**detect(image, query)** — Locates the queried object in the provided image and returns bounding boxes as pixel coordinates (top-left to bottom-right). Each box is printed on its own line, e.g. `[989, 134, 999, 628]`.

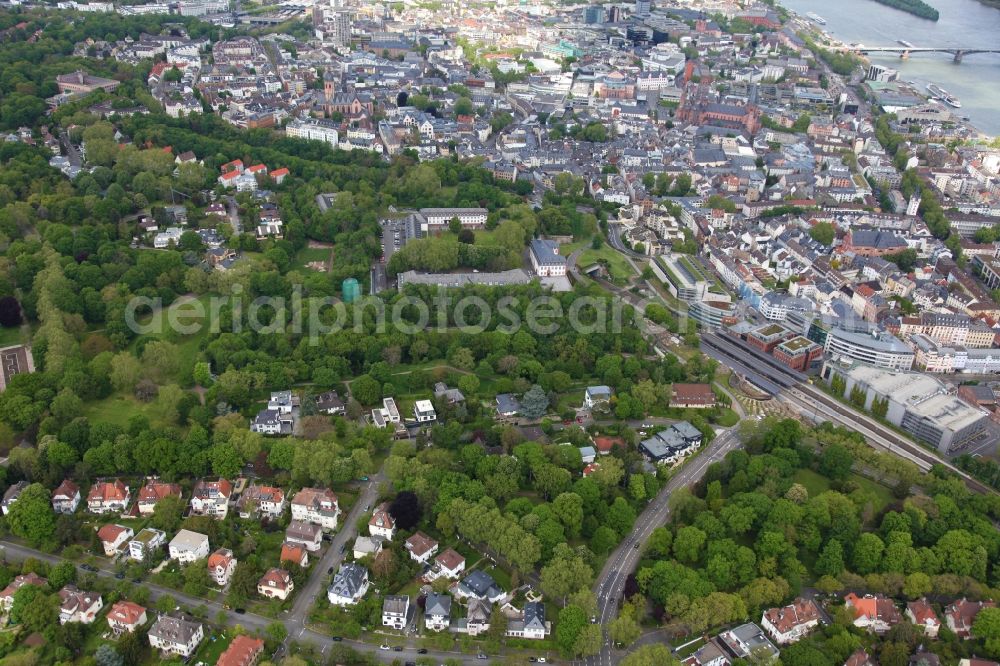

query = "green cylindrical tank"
[342, 277, 360, 303]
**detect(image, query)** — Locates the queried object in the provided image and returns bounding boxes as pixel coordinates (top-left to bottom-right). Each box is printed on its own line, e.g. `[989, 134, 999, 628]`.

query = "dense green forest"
[869, 0, 940, 20]
[625, 416, 1000, 665]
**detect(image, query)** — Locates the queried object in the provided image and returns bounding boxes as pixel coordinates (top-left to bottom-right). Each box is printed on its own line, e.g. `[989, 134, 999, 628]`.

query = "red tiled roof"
[208, 548, 234, 569]
[434, 548, 464, 570]
[258, 568, 291, 590]
[280, 543, 307, 565]
[405, 532, 438, 557]
[88, 479, 128, 502]
[763, 598, 820, 634]
[107, 600, 146, 626]
[97, 524, 129, 543]
[217, 635, 264, 666]
[137, 480, 181, 504]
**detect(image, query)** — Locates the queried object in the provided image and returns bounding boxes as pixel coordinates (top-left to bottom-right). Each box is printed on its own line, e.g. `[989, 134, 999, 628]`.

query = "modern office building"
[821, 360, 988, 453]
[825, 327, 915, 371]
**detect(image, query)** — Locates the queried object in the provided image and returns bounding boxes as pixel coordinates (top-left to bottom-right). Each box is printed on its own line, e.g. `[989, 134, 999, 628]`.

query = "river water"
[777, 0, 1000, 135]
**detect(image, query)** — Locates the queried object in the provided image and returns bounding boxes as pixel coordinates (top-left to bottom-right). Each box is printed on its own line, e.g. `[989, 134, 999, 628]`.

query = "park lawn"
[713, 408, 740, 427]
[192, 628, 234, 665]
[130, 293, 215, 386]
[82, 392, 179, 429]
[477, 563, 511, 592]
[0, 325, 27, 347]
[290, 246, 332, 272]
[793, 468, 894, 512]
[577, 244, 638, 282]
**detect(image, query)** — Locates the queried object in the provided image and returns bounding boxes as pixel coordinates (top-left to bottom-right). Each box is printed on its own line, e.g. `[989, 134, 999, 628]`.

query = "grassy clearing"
[192, 628, 233, 665]
[130, 293, 214, 387]
[290, 246, 332, 272]
[577, 244, 638, 282]
[0, 326, 26, 347]
[81, 392, 177, 429]
[793, 468, 894, 511]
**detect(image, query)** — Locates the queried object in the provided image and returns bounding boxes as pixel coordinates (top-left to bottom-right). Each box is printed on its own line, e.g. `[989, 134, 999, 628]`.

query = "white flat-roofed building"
[285, 119, 339, 147]
[825, 327, 915, 371]
[417, 207, 488, 232]
[169, 529, 210, 563]
[128, 527, 166, 561]
[822, 360, 989, 453]
[413, 399, 436, 423]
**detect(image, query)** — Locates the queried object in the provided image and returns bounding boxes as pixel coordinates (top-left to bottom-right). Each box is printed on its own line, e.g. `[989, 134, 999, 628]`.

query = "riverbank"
[779, 0, 998, 139]
[778, 0, 1000, 136]
[869, 0, 940, 20]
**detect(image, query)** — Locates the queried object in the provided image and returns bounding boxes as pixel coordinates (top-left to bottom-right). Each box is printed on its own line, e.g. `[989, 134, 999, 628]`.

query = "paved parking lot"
[373, 216, 420, 294]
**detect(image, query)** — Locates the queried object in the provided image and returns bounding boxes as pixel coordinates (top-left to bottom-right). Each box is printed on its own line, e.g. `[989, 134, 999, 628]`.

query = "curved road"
[584, 428, 743, 666]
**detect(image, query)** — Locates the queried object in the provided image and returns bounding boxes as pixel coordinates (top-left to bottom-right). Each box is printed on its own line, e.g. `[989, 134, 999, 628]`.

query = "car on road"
[633, 543, 639, 549]
[359, 476, 369, 481]
[380, 645, 390, 651]
[328, 567, 334, 574]
[114, 572, 125, 579]
[417, 648, 427, 654]
[332, 636, 342, 642]
[477, 654, 488, 660]
[235, 608, 246, 614]
[393, 646, 403, 652]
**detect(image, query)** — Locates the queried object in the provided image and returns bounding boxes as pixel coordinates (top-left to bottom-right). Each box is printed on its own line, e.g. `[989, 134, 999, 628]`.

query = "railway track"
[701, 331, 995, 494]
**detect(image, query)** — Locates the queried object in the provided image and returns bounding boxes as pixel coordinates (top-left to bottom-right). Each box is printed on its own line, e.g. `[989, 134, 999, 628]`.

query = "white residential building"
[58, 585, 103, 624]
[207, 548, 237, 586]
[190, 479, 232, 519]
[169, 529, 210, 563]
[148, 614, 204, 658]
[529, 239, 568, 277]
[413, 399, 436, 423]
[285, 520, 323, 552]
[285, 119, 340, 147]
[97, 524, 134, 557]
[290, 487, 340, 531]
[404, 532, 439, 564]
[327, 563, 369, 606]
[382, 595, 410, 629]
[424, 593, 451, 631]
[128, 528, 167, 561]
[368, 502, 396, 541]
[236, 484, 286, 519]
[257, 568, 294, 600]
[761, 598, 821, 645]
[51, 479, 81, 514]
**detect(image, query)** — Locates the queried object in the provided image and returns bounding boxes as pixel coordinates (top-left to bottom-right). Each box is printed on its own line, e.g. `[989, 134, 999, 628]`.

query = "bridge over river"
[849, 44, 1000, 63]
